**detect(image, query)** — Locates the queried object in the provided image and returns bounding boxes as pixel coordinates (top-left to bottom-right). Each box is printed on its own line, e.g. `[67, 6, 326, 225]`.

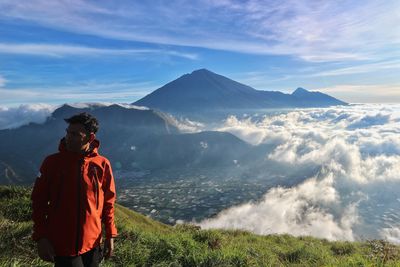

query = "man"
[31, 112, 118, 267]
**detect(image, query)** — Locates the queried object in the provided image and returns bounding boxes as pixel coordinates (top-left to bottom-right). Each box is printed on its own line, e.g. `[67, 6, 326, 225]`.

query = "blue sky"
[0, 0, 399, 106]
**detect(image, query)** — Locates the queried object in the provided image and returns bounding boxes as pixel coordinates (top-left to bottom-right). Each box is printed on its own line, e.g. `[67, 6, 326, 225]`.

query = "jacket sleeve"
[31, 157, 51, 241]
[102, 161, 118, 239]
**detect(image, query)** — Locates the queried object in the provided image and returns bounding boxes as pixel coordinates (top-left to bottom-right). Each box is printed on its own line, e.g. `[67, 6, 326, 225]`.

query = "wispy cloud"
[0, 43, 198, 59]
[0, 75, 6, 87]
[0, 102, 150, 129]
[1, 0, 398, 62]
[0, 81, 156, 106]
[232, 59, 400, 93]
[317, 84, 400, 104]
[0, 103, 55, 129]
[311, 60, 400, 77]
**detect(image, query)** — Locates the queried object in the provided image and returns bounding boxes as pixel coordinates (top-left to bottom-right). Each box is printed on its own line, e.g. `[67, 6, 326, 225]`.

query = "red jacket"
[31, 139, 118, 256]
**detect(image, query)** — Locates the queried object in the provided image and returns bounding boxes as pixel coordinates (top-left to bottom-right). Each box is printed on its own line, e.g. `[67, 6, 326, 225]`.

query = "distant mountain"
[134, 69, 347, 115]
[291, 87, 347, 107]
[0, 104, 250, 184]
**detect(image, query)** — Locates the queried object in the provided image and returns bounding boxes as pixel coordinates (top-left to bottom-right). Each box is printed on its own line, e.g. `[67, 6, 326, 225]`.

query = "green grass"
[1, 185, 400, 266]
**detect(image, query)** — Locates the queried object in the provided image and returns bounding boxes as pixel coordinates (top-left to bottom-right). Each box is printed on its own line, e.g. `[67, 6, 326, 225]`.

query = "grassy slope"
[1, 185, 399, 267]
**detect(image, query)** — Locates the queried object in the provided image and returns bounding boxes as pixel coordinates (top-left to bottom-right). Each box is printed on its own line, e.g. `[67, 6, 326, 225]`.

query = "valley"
[116, 168, 277, 224]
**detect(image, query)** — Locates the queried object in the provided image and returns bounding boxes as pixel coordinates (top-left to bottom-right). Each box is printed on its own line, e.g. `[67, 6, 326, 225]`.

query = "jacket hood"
[58, 137, 100, 157]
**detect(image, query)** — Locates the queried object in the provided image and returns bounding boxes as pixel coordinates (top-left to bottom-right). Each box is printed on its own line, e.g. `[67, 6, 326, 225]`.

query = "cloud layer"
[0, 103, 151, 130]
[0, 81, 153, 107]
[0, 43, 198, 60]
[200, 104, 400, 242]
[0, 104, 56, 130]
[0, 75, 6, 87]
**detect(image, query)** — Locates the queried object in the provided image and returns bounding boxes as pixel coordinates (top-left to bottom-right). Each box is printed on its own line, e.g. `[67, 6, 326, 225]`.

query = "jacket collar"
[58, 137, 100, 157]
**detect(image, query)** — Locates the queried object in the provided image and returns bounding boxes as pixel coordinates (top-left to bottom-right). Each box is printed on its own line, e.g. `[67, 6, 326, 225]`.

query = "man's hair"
[64, 112, 99, 134]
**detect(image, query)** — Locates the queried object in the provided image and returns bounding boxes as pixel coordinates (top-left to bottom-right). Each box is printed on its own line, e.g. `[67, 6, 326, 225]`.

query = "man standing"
[31, 112, 118, 266]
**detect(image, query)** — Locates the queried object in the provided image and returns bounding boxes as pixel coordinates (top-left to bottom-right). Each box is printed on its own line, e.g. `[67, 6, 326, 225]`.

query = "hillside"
[1, 186, 400, 266]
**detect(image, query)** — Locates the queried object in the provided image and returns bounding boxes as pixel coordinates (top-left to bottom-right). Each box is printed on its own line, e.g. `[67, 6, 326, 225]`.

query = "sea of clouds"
[199, 104, 400, 243]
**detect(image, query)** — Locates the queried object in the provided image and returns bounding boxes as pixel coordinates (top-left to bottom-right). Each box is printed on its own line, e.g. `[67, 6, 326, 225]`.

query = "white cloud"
[113, 104, 150, 111]
[311, 60, 400, 77]
[201, 104, 400, 241]
[160, 114, 205, 133]
[0, 104, 56, 129]
[200, 172, 358, 241]
[380, 227, 400, 244]
[0, 43, 198, 59]
[346, 113, 390, 129]
[0, 102, 153, 130]
[316, 85, 400, 104]
[66, 102, 150, 111]
[0, 75, 6, 87]
[216, 116, 270, 145]
[0, 81, 156, 106]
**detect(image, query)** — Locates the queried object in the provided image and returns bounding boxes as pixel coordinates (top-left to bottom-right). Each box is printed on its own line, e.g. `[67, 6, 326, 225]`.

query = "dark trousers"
[55, 246, 102, 267]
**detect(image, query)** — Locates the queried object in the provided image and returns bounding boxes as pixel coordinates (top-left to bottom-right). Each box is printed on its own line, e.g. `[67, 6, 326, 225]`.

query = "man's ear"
[89, 133, 96, 143]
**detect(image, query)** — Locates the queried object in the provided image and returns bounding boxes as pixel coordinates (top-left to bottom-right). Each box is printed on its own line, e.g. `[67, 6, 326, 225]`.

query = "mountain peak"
[185, 68, 218, 79]
[175, 68, 219, 81]
[191, 68, 213, 75]
[292, 87, 310, 95]
[134, 68, 260, 112]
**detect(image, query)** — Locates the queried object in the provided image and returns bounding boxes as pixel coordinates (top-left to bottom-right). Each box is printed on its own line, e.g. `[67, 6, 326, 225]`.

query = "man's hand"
[37, 238, 55, 262]
[103, 237, 114, 259]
